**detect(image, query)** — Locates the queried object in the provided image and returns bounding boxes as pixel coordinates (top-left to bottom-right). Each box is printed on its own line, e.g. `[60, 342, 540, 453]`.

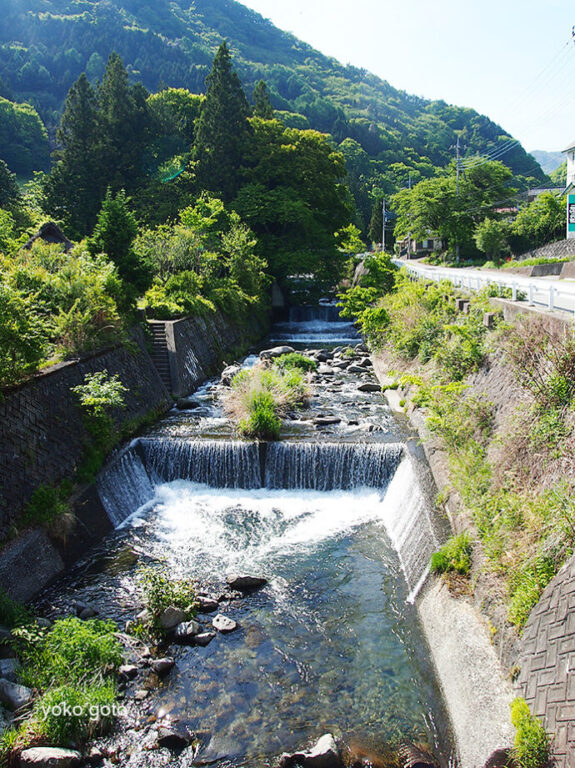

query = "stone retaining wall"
[514, 239, 575, 262]
[0, 328, 171, 542]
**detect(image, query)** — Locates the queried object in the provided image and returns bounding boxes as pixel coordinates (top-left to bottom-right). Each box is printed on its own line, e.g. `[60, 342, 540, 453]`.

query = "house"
[396, 234, 443, 259]
[561, 140, 575, 239]
[23, 221, 74, 252]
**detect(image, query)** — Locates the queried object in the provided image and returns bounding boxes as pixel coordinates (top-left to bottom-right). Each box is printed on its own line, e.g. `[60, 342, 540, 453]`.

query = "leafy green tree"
[0, 280, 48, 387]
[550, 161, 567, 187]
[0, 161, 21, 209]
[88, 189, 149, 296]
[512, 192, 565, 251]
[193, 42, 252, 202]
[0, 96, 50, 174]
[43, 73, 103, 237]
[474, 218, 511, 261]
[253, 80, 274, 119]
[233, 117, 353, 289]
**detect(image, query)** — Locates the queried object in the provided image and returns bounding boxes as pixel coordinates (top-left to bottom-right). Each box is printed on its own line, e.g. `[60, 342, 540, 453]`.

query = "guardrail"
[393, 260, 575, 315]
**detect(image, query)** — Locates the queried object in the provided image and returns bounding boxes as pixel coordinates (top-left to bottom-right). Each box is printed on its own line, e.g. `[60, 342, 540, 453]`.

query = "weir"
[97, 437, 439, 596]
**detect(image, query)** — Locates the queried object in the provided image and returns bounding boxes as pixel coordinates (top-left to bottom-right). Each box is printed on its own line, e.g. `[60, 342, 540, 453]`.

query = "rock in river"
[157, 722, 194, 749]
[226, 575, 267, 591]
[278, 733, 342, 768]
[151, 657, 175, 676]
[212, 614, 237, 633]
[159, 606, 188, 631]
[260, 346, 295, 359]
[19, 747, 81, 767]
[173, 620, 201, 644]
[357, 382, 381, 393]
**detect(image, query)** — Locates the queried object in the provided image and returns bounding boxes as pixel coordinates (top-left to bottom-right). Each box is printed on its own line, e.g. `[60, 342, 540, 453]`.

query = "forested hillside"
[0, 0, 546, 227]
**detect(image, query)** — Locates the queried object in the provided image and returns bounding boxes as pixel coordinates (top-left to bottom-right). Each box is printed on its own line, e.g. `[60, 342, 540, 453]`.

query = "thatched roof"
[23, 222, 74, 252]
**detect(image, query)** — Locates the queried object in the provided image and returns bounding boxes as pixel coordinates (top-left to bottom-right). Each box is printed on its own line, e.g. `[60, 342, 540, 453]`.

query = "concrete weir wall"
[373, 358, 516, 768]
[0, 311, 265, 602]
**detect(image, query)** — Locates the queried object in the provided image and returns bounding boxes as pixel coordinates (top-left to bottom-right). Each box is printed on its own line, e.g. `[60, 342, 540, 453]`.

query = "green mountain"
[529, 150, 565, 176]
[0, 0, 546, 223]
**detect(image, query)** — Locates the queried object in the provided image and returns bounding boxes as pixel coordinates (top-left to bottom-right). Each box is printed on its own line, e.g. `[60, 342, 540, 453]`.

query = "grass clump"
[0, 589, 30, 629]
[431, 533, 473, 576]
[510, 697, 551, 768]
[0, 617, 124, 761]
[135, 567, 197, 637]
[273, 352, 318, 373]
[224, 363, 309, 441]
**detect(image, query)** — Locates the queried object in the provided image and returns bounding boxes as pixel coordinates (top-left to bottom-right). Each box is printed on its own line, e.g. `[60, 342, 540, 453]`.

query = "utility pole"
[382, 198, 386, 253]
[455, 135, 461, 263]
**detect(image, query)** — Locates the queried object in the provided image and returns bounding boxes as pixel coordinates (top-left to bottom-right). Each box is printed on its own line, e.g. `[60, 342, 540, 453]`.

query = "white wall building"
[561, 140, 575, 239]
[563, 139, 575, 188]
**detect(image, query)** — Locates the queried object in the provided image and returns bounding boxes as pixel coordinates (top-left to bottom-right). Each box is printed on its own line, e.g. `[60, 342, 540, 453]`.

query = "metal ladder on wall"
[149, 322, 172, 391]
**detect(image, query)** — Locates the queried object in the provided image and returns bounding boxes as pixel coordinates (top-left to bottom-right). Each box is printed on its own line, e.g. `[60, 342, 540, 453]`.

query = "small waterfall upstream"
[97, 438, 439, 596]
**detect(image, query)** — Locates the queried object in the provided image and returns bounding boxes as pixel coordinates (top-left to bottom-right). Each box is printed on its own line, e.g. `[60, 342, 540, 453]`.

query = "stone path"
[516, 553, 575, 767]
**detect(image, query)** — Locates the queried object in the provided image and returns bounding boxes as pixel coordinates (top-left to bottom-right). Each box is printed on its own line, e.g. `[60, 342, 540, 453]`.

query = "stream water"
[36, 306, 454, 767]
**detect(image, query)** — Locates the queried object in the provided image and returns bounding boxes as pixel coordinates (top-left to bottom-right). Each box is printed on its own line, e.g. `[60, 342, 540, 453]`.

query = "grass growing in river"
[224, 362, 310, 440]
[430, 533, 473, 576]
[134, 566, 197, 637]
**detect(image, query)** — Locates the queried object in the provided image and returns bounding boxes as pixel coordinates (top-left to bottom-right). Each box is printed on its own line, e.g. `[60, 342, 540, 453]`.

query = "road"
[394, 259, 575, 315]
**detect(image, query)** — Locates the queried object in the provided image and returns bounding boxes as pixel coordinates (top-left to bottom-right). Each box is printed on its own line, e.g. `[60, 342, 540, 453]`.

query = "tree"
[88, 189, 148, 295]
[98, 54, 150, 193]
[0, 96, 50, 174]
[474, 218, 511, 261]
[392, 161, 515, 257]
[253, 80, 274, 119]
[233, 117, 354, 289]
[0, 160, 21, 209]
[193, 42, 252, 202]
[512, 193, 565, 251]
[43, 74, 103, 236]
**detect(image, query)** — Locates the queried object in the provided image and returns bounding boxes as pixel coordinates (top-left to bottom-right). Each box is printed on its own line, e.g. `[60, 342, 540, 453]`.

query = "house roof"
[562, 139, 575, 153]
[23, 222, 74, 252]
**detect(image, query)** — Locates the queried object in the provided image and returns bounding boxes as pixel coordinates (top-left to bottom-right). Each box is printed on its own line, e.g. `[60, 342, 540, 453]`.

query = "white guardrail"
[392, 259, 575, 315]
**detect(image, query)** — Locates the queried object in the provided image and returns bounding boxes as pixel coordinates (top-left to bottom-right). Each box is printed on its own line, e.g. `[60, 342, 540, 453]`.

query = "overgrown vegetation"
[224, 359, 311, 440]
[0, 616, 123, 762]
[431, 533, 473, 576]
[510, 697, 551, 768]
[133, 567, 197, 639]
[338, 267, 575, 631]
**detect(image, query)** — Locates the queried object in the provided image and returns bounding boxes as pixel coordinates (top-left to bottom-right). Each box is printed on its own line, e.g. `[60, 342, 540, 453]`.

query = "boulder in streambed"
[212, 614, 237, 633]
[397, 743, 439, 768]
[0, 659, 19, 682]
[347, 365, 366, 374]
[278, 733, 343, 768]
[313, 416, 342, 426]
[226, 575, 267, 591]
[196, 595, 219, 613]
[159, 606, 188, 631]
[172, 620, 201, 644]
[157, 722, 195, 750]
[19, 747, 81, 767]
[220, 365, 241, 386]
[357, 382, 381, 393]
[0, 678, 31, 710]
[260, 346, 295, 360]
[192, 632, 216, 646]
[150, 657, 175, 676]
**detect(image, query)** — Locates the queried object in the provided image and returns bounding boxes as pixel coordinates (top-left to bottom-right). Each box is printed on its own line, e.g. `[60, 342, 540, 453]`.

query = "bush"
[138, 567, 197, 635]
[0, 279, 49, 387]
[508, 556, 557, 628]
[15, 617, 123, 689]
[431, 532, 473, 576]
[224, 363, 309, 440]
[510, 697, 551, 768]
[0, 589, 30, 629]
[273, 352, 318, 373]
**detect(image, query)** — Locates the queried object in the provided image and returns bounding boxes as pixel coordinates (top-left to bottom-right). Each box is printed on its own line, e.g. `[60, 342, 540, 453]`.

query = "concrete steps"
[149, 323, 172, 391]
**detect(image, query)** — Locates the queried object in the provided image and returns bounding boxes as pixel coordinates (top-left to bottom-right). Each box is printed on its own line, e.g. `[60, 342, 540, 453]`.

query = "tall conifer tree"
[253, 80, 273, 119]
[193, 42, 252, 202]
[43, 73, 102, 236]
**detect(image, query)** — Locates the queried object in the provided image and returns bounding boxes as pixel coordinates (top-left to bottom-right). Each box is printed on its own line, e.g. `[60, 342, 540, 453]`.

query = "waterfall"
[264, 442, 404, 490]
[96, 443, 155, 527]
[138, 438, 262, 489]
[96, 437, 439, 597]
[288, 305, 344, 323]
[379, 453, 439, 601]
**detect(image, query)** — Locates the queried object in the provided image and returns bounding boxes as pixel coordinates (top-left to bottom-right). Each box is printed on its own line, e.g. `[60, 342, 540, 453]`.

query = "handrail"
[393, 260, 575, 315]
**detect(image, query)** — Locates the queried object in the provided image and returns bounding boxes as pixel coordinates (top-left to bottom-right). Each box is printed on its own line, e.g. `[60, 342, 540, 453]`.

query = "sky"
[238, 0, 575, 155]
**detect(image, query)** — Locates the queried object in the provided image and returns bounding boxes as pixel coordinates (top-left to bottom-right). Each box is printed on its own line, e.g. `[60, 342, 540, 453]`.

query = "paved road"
[395, 259, 575, 315]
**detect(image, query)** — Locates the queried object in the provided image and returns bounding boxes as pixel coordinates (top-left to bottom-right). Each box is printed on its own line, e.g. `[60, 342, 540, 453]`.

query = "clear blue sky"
[238, 0, 575, 154]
